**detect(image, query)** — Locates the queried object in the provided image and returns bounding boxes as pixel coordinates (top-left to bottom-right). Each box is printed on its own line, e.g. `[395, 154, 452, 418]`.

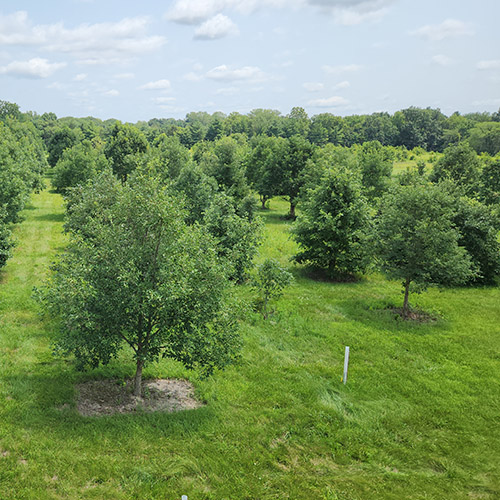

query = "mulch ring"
[76, 378, 204, 417]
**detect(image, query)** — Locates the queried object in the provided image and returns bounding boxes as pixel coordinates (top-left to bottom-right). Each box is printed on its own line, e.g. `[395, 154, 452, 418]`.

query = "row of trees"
[0, 109, 47, 271]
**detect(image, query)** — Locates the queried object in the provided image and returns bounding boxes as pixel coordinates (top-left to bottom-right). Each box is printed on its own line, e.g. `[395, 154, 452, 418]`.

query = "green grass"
[393, 151, 440, 176]
[0, 188, 499, 499]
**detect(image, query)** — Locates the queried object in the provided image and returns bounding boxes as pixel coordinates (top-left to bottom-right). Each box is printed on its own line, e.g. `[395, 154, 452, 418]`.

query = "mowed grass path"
[0, 190, 499, 499]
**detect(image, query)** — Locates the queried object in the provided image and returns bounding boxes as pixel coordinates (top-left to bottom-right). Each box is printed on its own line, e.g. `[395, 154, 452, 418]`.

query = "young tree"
[38, 173, 241, 396]
[374, 182, 475, 318]
[291, 165, 371, 278]
[252, 259, 293, 319]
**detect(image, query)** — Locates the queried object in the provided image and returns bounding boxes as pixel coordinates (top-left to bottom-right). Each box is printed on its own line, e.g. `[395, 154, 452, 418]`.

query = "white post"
[182, 496, 188, 500]
[343, 346, 350, 385]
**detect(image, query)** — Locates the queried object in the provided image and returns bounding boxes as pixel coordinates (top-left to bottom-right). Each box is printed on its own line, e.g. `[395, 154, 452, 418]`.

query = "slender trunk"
[133, 358, 143, 397]
[261, 196, 267, 210]
[289, 201, 296, 219]
[402, 278, 411, 319]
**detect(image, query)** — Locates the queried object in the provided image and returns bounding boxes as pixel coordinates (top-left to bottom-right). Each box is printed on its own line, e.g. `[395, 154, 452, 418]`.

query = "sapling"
[252, 259, 293, 319]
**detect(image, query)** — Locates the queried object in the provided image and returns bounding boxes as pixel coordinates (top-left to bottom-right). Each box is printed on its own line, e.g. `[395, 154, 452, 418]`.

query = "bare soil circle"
[76, 378, 204, 417]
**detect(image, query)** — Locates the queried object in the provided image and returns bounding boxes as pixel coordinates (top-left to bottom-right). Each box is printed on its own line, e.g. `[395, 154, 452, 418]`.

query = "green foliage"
[374, 182, 475, 317]
[104, 122, 149, 181]
[0, 120, 46, 223]
[479, 155, 500, 205]
[201, 136, 249, 200]
[173, 162, 218, 224]
[245, 135, 287, 208]
[252, 258, 293, 318]
[147, 134, 191, 181]
[453, 196, 500, 284]
[0, 206, 13, 269]
[468, 122, 500, 155]
[429, 142, 481, 195]
[292, 165, 371, 277]
[63, 168, 122, 238]
[38, 173, 241, 395]
[355, 140, 393, 198]
[281, 135, 314, 217]
[203, 193, 263, 282]
[46, 126, 82, 167]
[52, 140, 108, 193]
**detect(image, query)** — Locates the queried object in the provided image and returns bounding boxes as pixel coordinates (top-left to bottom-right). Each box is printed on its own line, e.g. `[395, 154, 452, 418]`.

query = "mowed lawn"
[0, 189, 499, 499]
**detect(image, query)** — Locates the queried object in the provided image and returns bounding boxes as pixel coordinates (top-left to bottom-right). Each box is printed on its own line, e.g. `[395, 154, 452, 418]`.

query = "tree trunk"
[133, 358, 143, 397]
[402, 278, 411, 319]
[263, 296, 268, 320]
[289, 201, 296, 219]
[261, 196, 267, 210]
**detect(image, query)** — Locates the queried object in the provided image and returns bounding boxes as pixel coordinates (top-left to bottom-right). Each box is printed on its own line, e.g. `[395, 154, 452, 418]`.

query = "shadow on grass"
[296, 265, 365, 285]
[338, 295, 446, 333]
[1, 370, 214, 438]
[34, 213, 65, 223]
[257, 209, 293, 227]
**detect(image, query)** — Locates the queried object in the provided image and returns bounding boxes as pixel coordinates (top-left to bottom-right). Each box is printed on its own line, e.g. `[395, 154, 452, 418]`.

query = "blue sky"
[1, 0, 499, 122]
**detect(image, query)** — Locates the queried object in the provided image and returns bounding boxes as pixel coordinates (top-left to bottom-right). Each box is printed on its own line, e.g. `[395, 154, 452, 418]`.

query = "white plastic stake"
[343, 346, 350, 385]
[182, 496, 188, 500]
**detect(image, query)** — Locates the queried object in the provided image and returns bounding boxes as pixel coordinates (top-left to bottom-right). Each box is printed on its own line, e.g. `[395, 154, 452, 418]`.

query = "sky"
[1, 0, 499, 122]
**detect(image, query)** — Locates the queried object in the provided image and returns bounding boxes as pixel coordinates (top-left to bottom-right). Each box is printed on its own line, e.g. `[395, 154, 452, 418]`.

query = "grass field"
[0, 189, 499, 499]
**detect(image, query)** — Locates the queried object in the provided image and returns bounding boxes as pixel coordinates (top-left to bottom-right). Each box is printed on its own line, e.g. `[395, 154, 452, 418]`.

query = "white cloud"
[0, 58, 66, 78]
[333, 80, 350, 90]
[166, 0, 393, 26]
[166, 0, 292, 25]
[194, 14, 238, 39]
[431, 54, 454, 67]
[206, 64, 267, 82]
[103, 89, 120, 96]
[323, 64, 362, 74]
[411, 19, 474, 41]
[477, 60, 500, 70]
[0, 12, 166, 65]
[139, 79, 171, 90]
[183, 71, 204, 81]
[74, 73, 87, 81]
[308, 95, 349, 107]
[308, 0, 395, 25]
[303, 82, 324, 92]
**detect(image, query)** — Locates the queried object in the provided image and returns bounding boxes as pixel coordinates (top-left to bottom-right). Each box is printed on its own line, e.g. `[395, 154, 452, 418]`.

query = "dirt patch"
[76, 378, 204, 417]
[388, 307, 437, 322]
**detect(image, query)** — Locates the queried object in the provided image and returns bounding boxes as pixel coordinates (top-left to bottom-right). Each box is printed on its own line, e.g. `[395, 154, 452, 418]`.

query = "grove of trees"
[2, 98, 500, 389]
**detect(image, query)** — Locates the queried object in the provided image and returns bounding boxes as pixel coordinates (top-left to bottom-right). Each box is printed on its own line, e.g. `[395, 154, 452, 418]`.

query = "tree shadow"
[34, 213, 65, 223]
[1, 370, 214, 440]
[337, 295, 447, 334]
[257, 209, 292, 227]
